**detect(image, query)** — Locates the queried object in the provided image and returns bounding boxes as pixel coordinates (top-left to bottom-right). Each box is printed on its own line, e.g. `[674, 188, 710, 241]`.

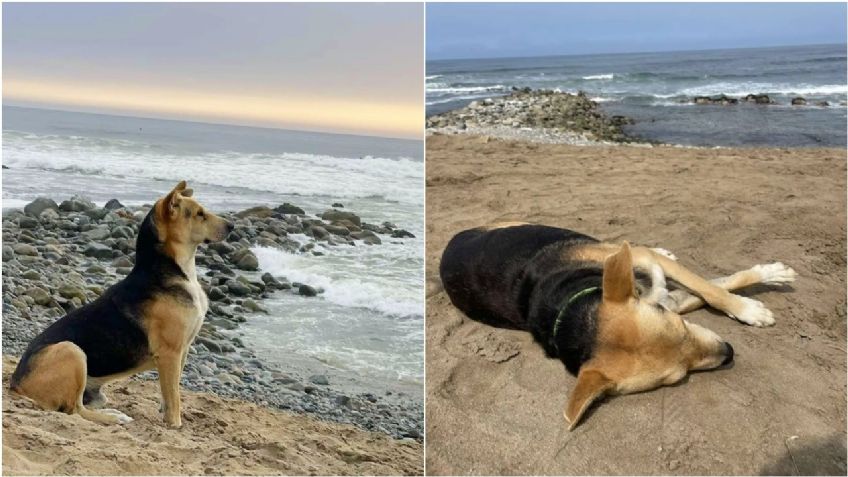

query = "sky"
[427, 2, 848, 60]
[3, 3, 424, 139]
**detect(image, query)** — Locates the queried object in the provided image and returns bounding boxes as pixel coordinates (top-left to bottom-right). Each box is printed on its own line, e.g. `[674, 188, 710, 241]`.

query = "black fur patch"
[440, 225, 651, 375]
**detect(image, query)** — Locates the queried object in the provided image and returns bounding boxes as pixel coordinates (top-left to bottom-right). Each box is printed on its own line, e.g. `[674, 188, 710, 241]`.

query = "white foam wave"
[680, 82, 848, 97]
[427, 85, 506, 94]
[583, 73, 614, 80]
[425, 75, 443, 80]
[252, 246, 423, 318]
[2, 132, 424, 206]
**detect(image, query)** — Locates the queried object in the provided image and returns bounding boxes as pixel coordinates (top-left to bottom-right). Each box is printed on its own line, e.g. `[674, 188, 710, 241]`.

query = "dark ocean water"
[427, 44, 847, 147]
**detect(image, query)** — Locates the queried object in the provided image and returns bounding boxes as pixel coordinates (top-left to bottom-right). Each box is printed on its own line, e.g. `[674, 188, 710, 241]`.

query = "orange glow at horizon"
[4, 78, 423, 140]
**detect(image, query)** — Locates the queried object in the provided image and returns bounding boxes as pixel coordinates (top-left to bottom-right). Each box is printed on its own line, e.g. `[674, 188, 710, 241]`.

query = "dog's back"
[439, 224, 597, 329]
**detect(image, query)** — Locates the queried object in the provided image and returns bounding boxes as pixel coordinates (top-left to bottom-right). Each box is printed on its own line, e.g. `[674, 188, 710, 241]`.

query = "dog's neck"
[170, 242, 199, 281]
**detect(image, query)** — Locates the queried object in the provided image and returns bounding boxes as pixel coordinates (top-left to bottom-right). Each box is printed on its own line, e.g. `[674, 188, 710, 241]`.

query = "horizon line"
[1, 103, 423, 143]
[427, 41, 845, 63]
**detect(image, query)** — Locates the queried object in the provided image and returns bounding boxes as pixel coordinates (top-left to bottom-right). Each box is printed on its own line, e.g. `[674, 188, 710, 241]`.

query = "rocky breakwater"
[692, 93, 833, 107]
[2, 196, 422, 440]
[426, 88, 635, 144]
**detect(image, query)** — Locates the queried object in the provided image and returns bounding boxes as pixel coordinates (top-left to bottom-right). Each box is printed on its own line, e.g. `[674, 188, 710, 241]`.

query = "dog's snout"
[721, 342, 734, 366]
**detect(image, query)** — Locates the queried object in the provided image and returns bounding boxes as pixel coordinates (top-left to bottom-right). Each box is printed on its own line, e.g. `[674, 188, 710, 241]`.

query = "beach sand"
[425, 134, 847, 475]
[2, 356, 423, 476]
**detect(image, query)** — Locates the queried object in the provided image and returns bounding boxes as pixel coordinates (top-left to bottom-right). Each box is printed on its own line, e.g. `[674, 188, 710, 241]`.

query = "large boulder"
[791, 97, 807, 106]
[59, 195, 95, 212]
[320, 209, 361, 227]
[104, 199, 125, 210]
[24, 197, 59, 217]
[274, 203, 305, 215]
[231, 248, 259, 271]
[236, 206, 275, 219]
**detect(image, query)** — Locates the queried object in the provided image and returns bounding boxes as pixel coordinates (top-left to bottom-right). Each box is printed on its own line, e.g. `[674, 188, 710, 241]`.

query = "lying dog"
[439, 223, 796, 429]
[10, 181, 233, 427]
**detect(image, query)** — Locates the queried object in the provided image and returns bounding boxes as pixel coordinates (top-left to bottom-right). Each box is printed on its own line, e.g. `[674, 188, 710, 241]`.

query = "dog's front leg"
[156, 350, 183, 428]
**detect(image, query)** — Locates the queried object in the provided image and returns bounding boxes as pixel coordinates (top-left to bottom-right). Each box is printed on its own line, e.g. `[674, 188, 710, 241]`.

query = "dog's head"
[154, 181, 233, 250]
[565, 242, 733, 430]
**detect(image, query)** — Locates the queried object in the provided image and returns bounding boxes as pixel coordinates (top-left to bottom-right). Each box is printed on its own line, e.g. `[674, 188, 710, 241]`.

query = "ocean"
[2, 106, 424, 395]
[427, 44, 847, 147]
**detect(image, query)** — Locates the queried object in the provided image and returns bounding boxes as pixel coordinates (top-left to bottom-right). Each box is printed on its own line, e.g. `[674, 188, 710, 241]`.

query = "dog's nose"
[721, 342, 734, 366]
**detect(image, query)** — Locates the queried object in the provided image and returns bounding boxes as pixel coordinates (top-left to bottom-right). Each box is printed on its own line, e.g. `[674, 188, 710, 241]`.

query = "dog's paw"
[753, 262, 797, 286]
[651, 248, 678, 261]
[732, 297, 775, 327]
[101, 408, 133, 424]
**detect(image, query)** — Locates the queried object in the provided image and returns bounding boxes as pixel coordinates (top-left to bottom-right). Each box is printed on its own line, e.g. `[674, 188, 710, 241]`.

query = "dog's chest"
[183, 277, 208, 341]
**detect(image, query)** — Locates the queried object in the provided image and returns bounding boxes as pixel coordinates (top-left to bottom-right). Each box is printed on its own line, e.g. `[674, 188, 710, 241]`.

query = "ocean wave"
[2, 131, 424, 206]
[425, 74, 443, 80]
[583, 73, 614, 80]
[252, 246, 423, 318]
[679, 82, 848, 98]
[426, 85, 506, 94]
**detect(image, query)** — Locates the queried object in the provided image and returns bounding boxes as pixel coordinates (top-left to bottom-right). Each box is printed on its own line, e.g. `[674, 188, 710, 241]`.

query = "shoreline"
[426, 87, 847, 148]
[1, 196, 423, 441]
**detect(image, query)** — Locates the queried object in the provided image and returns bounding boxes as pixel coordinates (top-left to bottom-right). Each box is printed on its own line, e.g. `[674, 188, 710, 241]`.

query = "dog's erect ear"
[162, 181, 187, 218]
[564, 368, 613, 430]
[602, 241, 636, 303]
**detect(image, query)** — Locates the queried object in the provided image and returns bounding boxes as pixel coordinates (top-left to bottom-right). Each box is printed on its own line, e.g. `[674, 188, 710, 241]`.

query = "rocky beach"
[1, 194, 423, 446]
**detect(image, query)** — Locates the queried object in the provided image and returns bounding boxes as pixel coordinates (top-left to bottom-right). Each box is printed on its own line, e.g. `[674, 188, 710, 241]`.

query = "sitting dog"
[439, 223, 796, 429]
[10, 181, 233, 427]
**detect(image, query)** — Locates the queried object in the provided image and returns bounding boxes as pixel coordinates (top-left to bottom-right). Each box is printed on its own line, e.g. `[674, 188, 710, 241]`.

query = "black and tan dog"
[439, 223, 796, 429]
[10, 181, 233, 427]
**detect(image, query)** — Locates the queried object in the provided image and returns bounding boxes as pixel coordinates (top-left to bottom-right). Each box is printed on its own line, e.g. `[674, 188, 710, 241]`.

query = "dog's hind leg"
[13, 342, 132, 424]
[663, 262, 796, 316]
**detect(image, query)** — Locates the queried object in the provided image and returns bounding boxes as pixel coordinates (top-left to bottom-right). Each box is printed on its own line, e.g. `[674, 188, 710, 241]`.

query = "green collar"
[552, 286, 600, 352]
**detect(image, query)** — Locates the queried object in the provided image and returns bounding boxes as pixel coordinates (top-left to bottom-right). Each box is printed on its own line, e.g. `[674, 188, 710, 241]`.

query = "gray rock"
[320, 209, 361, 226]
[104, 199, 125, 210]
[58, 284, 86, 301]
[309, 374, 330, 385]
[351, 230, 382, 245]
[208, 287, 227, 301]
[235, 206, 275, 218]
[84, 243, 114, 259]
[59, 195, 95, 212]
[274, 203, 305, 215]
[2, 245, 14, 262]
[226, 280, 251, 297]
[309, 225, 329, 240]
[22, 270, 41, 280]
[111, 226, 134, 239]
[18, 216, 39, 229]
[298, 284, 318, 297]
[232, 249, 259, 271]
[111, 255, 134, 268]
[39, 208, 60, 220]
[24, 287, 52, 306]
[242, 298, 267, 313]
[83, 227, 111, 241]
[24, 197, 60, 217]
[13, 244, 39, 256]
[390, 229, 415, 239]
[791, 96, 807, 106]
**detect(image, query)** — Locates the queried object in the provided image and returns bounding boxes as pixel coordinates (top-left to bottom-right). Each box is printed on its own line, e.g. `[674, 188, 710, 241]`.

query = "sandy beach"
[2, 357, 423, 476]
[425, 133, 846, 475]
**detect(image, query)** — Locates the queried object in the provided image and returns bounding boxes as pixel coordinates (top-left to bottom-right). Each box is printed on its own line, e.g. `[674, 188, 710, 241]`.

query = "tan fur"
[12, 343, 127, 424]
[562, 241, 740, 429]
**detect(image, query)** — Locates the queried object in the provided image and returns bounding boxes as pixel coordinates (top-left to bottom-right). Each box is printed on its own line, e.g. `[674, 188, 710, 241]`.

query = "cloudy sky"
[3, 3, 424, 139]
[427, 2, 847, 60]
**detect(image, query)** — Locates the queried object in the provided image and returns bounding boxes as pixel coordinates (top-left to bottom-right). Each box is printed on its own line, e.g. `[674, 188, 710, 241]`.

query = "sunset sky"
[3, 3, 424, 139]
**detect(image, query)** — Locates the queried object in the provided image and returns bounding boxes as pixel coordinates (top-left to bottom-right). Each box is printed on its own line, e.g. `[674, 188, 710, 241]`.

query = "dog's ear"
[564, 368, 613, 430]
[162, 181, 187, 218]
[602, 241, 636, 303]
